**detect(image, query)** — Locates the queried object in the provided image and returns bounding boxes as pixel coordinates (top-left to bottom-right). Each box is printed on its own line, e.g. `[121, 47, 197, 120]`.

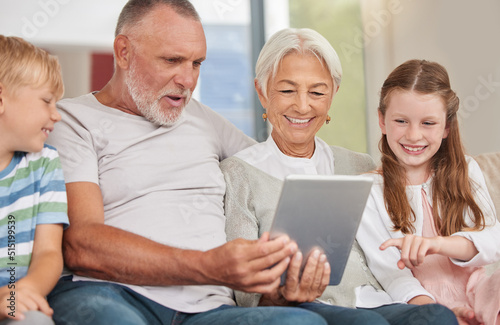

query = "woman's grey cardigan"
[221, 145, 383, 308]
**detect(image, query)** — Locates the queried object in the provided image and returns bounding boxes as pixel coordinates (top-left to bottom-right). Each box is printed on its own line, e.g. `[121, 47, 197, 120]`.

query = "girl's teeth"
[403, 145, 424, 152]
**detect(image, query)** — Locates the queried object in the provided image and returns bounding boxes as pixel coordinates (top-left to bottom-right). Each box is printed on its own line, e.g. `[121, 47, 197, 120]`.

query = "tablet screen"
[269, 174, 373, 285]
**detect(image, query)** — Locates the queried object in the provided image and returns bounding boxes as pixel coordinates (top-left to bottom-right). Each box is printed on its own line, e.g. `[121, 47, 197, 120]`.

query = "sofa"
[475, 152, 500, 218]
[475, 152, 500, 275]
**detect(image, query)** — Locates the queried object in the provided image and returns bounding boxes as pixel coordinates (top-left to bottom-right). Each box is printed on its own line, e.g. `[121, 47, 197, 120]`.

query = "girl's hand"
[380, 235, 443, 269]
[452, 306, 483, 325]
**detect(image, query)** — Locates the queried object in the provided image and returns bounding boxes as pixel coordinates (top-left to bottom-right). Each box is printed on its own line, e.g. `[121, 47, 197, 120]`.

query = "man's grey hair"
[255, 28, 342, 99]
[115, 0, 200, 37]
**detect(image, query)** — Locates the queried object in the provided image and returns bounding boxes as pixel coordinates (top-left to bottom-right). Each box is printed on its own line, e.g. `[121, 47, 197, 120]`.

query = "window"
[191, 0, 257, 138]
[289, 0, 368, 153]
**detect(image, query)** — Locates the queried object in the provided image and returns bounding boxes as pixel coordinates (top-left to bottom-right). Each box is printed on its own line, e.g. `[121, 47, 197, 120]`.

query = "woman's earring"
[262, 113, 268, 122]
[326, 115, 331, 124]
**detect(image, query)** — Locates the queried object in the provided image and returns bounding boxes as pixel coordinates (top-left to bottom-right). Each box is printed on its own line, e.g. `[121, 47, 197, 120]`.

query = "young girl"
[356, 59, 500, 325]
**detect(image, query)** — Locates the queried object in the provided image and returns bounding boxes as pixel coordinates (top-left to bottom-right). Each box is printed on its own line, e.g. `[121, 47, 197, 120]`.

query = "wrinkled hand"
[261, 248, 330, 306]
[381, 235, 443, 269]
[452, 307, 483, 325]
[202, 232, 297, 294]
[0, 285, 53, 321]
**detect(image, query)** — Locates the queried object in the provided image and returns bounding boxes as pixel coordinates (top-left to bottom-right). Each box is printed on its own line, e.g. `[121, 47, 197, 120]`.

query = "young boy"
[0, 35, 68, 325]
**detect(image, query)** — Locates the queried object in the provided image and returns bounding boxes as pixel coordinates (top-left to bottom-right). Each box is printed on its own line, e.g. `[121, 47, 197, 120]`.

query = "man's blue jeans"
[48, 277, 458, 325]
[47, 277, 326, 325]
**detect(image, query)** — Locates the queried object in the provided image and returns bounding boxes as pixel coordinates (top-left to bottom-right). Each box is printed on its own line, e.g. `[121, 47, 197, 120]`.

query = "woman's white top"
[234, 135, 335, 180]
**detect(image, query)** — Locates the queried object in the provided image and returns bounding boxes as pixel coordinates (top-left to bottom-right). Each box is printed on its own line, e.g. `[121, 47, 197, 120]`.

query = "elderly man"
[45, 0, 328, 324]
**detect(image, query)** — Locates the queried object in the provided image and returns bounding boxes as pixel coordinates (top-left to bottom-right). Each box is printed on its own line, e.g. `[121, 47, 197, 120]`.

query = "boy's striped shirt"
[0, 145, 69, 286]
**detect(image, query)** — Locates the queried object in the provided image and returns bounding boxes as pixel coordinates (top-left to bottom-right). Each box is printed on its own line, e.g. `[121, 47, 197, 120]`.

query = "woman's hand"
[380, 234, 442, 269]
[259, 248, 330, 306]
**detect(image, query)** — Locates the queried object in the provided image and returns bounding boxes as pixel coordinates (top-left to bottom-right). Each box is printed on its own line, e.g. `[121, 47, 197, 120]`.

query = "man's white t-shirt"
[47, 93, 255, 313]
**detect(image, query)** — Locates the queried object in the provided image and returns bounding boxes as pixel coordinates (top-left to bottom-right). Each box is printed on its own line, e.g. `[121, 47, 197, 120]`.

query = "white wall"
[0, 0, 289, 100]
[362, 0, 500, 161]
[0, 0, 125, 50]
[2, 0, 499, 156]
[0, 0, 127, 97]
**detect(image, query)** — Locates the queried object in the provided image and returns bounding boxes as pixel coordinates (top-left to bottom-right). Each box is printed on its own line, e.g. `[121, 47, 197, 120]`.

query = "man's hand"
[201, 232, 297, 294]
[259, 248, 330, 306]
[380, 235, 442, 269]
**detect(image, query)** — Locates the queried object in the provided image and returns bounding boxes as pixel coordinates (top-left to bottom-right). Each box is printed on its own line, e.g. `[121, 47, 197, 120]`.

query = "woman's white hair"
[255, 28, 342, 99]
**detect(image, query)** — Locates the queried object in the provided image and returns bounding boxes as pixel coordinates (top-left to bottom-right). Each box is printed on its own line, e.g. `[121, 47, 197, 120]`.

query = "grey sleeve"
[222, 157, 261, 242]
[203, 104, 256, 160]
[47, 102, 99, 184]
[221, 157, 283, 307]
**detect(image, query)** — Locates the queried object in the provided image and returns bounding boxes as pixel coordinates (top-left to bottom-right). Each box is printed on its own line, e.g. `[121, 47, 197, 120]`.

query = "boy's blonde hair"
[0, 35, 64, 99]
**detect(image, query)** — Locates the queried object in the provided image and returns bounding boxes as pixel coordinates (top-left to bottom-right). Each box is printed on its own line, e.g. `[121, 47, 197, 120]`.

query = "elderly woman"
[221, 28, 457, 325]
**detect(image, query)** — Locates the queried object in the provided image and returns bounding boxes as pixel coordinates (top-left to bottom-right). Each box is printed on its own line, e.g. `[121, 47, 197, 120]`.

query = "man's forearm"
[64, 223, 207, 286]
[63, 219, 298, 293]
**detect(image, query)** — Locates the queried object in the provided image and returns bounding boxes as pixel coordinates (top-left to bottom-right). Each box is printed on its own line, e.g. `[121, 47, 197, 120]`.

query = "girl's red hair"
[378, 59, 484, 235]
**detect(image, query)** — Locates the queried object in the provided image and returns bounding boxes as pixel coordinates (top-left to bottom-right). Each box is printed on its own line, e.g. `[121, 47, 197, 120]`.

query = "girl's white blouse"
[356, 155, 500, 304]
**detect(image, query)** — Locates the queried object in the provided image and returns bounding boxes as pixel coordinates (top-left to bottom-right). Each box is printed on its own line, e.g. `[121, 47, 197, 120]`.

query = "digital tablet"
[269, 174, 373, 285]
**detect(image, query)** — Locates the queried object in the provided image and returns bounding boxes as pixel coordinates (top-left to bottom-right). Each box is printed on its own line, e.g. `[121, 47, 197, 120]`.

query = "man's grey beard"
[125, 61, 191, 126]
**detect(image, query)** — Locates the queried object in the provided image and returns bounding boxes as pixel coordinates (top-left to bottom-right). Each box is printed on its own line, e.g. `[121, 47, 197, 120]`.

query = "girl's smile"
[379, 90, 449, 184]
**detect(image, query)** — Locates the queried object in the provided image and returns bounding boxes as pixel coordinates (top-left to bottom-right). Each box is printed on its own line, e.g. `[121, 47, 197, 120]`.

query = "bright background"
[1, 0, 499, 163]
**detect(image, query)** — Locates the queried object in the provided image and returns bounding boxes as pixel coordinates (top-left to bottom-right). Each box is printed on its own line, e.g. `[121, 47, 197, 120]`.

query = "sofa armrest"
[475, 152, 500, 220]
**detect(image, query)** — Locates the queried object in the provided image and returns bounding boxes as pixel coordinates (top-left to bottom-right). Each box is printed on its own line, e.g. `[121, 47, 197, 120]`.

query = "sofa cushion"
[475, 152, 500, 219]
